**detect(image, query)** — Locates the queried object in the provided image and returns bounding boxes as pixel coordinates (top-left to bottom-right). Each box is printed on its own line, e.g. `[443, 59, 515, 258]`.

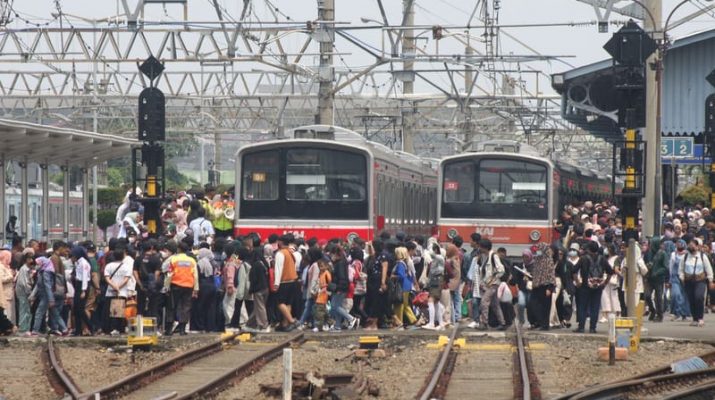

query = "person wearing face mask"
[599, 244, 622, 322]
[665, 240, 690, 321]
[618, 243, 649, 318]
[572, 241, 614, 333]
[679, 238, 714, 327]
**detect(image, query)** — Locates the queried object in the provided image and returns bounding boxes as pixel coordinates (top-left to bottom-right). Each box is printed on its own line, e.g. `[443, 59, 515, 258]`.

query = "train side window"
[242, 150, 279, 201]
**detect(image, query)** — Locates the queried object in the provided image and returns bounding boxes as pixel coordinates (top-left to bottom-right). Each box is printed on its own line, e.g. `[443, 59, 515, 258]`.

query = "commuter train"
[437, 140, 612, 255]
[234, 125, 438, 242]
[4, 186, 84, 242]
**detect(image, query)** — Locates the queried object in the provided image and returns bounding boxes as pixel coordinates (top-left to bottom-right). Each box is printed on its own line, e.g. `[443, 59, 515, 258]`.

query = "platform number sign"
[661, 138, 693, 158]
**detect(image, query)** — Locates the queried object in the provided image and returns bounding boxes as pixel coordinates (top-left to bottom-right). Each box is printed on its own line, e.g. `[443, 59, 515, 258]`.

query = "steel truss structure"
[0, 0, 609, 172]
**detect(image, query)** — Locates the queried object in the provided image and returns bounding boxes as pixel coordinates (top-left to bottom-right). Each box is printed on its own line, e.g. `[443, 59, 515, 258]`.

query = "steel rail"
[416, 326, 460, 400]
[79, 332, 240, 399]
[173, 332, 304, 400]
[570, 367, 715, 400]
[47, 336, 83, 400]
[515, 321, 531, 400]
[660, 378, 715, 400]
[553, 350, 715, 400]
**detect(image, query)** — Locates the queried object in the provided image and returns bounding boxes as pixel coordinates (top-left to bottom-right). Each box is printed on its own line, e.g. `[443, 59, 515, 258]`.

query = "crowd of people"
[0, 192, 714, 337]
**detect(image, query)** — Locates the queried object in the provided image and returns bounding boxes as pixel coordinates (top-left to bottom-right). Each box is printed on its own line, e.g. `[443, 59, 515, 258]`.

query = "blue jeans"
[451, 290, 462, 323]
[518, 290, 530, 324]
[577, 286, 603, 331]
[471, 297, 481, 321]
[299, 297, 315, 326]
[330, 292, 353, 328]
[32, 296, 49, 333]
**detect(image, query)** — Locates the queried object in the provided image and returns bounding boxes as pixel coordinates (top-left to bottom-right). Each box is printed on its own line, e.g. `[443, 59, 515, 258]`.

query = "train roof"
[236, 125, 436, 175]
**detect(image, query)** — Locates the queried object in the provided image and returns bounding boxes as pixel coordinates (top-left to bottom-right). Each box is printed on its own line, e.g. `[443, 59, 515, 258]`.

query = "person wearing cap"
[679, 238, 715, 327]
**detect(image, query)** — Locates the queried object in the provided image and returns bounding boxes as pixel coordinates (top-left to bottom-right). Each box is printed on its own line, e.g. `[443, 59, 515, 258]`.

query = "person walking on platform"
[529, 243, 556, 331]
[477, 239, 506, 330]
[164, 242, 198, 335]
[679, 238, 714, 328]
[572, 241, 614, 334]
[668, 240, 690, 320]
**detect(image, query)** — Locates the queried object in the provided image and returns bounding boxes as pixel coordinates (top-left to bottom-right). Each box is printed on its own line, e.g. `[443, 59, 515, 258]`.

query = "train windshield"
[240, 146, 369, 220]
[286, 148, 366, 201]
[441, 157, 548, 220]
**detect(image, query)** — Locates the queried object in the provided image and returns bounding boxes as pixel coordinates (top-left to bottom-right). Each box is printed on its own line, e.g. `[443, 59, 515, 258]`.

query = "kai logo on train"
[474, 226, 494, 236]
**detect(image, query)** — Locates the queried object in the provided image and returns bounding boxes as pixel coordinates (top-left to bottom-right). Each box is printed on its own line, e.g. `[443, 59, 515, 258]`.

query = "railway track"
[46, 333, 303, 400]
[415, 323, 540, 400]
[554, 350, 715, 400]
[46, 336, 83, 399]
[568, 367, 715, 400]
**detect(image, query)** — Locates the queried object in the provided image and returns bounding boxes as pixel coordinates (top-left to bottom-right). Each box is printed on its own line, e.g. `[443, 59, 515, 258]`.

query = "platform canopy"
[0, 118, 138, 166]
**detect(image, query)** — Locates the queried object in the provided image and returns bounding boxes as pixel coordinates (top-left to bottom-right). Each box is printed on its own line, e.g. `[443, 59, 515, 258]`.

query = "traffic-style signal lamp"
[138, 87, 165, 142]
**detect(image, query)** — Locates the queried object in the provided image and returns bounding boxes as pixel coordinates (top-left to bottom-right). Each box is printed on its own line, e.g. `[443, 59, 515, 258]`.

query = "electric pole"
[317, 0, 335, 125]
[643, 0, 662, 237]
[402, 0, 416, 153]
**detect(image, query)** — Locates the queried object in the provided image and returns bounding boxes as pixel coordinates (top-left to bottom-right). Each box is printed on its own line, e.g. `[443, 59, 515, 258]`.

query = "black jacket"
[333, 257, 349, 293]
[249, 258, 268, 294]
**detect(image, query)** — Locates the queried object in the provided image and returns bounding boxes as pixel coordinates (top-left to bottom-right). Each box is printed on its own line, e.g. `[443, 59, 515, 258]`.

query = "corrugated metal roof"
[662, 37, 715, 136]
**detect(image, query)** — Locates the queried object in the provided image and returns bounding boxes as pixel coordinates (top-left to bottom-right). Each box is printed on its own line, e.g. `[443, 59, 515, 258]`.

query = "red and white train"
[233, 125, 438, 242]
[437, 140, 612, 254]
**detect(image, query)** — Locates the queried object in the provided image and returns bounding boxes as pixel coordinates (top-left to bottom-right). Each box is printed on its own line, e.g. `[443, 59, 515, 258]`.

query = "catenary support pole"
[41, 163, 49, 244]
[20, 158, 29, 240]
[0, 154, 5, 247]
[317, 0, 335, 125]
[92, 165, 98, 243]
[643, 0, 662, 237]
[62, 165, 70, 242]
[401, 0, 415, 153]
[82, 167, 89, 240]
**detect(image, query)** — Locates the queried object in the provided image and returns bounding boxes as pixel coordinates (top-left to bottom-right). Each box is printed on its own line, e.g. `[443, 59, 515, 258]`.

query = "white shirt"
[189, 217, 215, 245]
[74, 257, 91, 291]
[104, 258, 133, 298]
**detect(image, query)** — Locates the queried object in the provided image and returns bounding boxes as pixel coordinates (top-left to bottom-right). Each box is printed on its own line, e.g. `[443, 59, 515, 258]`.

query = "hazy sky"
[7, 0, 715, 95]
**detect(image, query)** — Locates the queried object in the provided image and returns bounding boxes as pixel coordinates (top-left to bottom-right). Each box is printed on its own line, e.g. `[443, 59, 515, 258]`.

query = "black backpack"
[588, 254, 605, 279]
[368, 256, 384, 284]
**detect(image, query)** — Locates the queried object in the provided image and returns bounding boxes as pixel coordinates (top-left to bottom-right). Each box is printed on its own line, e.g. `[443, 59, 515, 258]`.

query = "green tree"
[106, 167, 125, 187]
[97, 209, 116, 240]
[679, 184, 710, 206]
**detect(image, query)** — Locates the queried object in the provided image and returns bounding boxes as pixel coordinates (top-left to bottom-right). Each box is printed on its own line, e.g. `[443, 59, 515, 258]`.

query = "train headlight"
[529, 230, 541, 242]
[347, 232, 359, 243]
[447, 228, 458, 239]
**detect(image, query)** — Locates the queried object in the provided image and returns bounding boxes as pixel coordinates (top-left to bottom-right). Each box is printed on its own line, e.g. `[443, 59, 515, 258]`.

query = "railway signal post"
[134, 55, 166, 237]
[604, 21, 655, 317]
[705, 73, 715, 209]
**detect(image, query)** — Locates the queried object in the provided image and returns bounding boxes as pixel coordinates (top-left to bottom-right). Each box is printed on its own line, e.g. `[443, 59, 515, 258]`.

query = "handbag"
[412, 291, 429, 307]
[124, 298, 137, 319]
[388, 278, 403, 304]
[109, 297, 126, 318]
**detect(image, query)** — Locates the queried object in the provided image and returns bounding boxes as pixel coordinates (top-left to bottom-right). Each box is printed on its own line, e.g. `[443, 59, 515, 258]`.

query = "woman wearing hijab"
[194, 247, 218, 332]
[529, 243, 556, 331]
[515, 248, 533, 327]
[663, 240, 688, 320]
[0, 250, 15, 326]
